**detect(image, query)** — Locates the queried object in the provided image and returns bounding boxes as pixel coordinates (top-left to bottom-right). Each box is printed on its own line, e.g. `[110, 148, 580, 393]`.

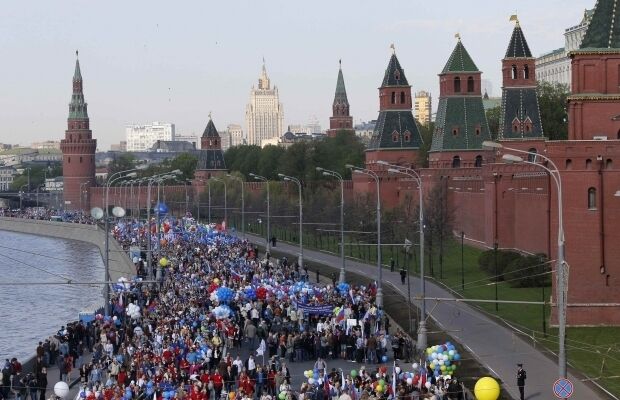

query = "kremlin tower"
[327, 61, 354, 137]
[60, 52, 97, 211]
[194, 114, 227, 181]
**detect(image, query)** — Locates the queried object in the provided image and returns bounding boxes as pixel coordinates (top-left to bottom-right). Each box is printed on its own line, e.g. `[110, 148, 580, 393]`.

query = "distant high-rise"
[227, 124, 244, 148]
[245, 61, 284, 146]
[414, 91, 432, 126]
[60, 53, 96, 210]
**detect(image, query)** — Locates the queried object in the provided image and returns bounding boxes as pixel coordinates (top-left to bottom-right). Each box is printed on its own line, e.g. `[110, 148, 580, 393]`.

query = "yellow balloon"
[474, 377, 500, 400]
[159, 257, 168, 267]
[214, 278, 220, 285]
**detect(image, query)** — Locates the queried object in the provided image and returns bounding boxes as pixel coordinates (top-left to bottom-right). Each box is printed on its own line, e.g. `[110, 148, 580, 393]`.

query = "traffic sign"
[553, 378, 574, 398]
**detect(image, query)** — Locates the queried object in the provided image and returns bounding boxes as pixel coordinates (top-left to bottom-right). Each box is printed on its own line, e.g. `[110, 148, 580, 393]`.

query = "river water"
[0, 230, 104, 362]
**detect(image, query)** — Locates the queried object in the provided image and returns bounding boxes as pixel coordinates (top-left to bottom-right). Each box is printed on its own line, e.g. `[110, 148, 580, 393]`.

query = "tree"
[11, 164, 62, 191]
[108, 153, 137, 175]
[170, 153, 198, 181]
[424, 179, 454, 277]
[485, 106, 501, 140]
[417, 122, 434, 168]
[538, 81, 569, 140]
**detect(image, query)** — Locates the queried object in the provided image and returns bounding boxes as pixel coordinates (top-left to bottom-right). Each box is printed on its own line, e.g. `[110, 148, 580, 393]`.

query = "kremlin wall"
[72, 1, 620, 326]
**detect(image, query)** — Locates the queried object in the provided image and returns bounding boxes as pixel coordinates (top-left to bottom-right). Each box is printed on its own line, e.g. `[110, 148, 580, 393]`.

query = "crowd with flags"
[5, 210, 467, 400]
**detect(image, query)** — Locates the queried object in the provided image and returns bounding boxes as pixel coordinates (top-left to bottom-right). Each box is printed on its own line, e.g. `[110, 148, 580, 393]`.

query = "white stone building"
[0, 166, 16, 191]
[174, 134, 200, 150]
[535, 9, 592, 89]
[245, 63, 284, 146]
[354, 120, 377, 146]
[126, 122, 175, 152]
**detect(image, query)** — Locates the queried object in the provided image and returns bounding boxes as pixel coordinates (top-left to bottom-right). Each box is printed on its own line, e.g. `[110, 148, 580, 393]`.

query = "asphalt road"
[245, 233, 606, 400]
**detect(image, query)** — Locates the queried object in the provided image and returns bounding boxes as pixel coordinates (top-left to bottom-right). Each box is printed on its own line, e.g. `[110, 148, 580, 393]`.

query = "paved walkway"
[245, 233, 605, 400]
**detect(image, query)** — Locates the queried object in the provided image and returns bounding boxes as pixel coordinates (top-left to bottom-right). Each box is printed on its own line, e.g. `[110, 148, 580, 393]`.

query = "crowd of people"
[0, 207, 94, 224]
[1, 212, 467, 400]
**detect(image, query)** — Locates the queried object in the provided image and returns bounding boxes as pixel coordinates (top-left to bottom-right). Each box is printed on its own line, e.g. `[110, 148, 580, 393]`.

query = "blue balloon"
[381, 355, 388, 363]
[453, 353, 461, 361]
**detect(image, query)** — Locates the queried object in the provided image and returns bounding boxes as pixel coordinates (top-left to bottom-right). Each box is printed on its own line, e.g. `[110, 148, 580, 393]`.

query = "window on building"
[511, 65, 517, 80]
[475, 155, 483, 167]
[467, 76, 474, 92]
[606, 159, 613, 169]
[586, 158, 592, 170]
[475, 124, 481, 135]
[527, 148, 537, 162]
[400, 91, 406, 104]
[79, 156, 83, 163]
[403, 130, 411, 142]
[454, 77, 461, 93]
[68, 157, 71, 163]
[524, 65, 530, 79]
[391, 92, 396, 104]
[452, 156, 461, 168]
[565, 159, 572, 169]
[452, 127, 459, 136]
[588, 187, 597, 209]
[392, 131, 399, 142]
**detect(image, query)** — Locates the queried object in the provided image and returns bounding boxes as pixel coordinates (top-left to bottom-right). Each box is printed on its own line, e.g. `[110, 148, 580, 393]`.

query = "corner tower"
[365, 48, 423, 167]
[60, 52, 97, 210]
[429, 36, 491, 168]
[499, 17, 544, 141]
[194, 114, 227, 181]
[327, 61, 354, 137]
[568, 0, 620, 140]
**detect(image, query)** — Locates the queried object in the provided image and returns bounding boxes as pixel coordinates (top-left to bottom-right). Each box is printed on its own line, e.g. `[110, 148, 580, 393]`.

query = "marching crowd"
[1, 214, 467, 400]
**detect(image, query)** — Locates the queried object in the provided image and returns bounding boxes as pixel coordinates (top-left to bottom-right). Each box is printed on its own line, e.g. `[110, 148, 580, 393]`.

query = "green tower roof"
[202, 117, 219, 138]
[74, 58, 82, 81]
[580, 0, 620, 49]
[505, 23, 533, 58]
[68, 57, 88, 120]
[333, 63, 349, 105]
[441, 39, 479, 73]
[381, 53, 410, 87]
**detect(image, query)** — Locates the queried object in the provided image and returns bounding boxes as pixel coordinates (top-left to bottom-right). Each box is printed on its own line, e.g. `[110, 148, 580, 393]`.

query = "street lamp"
[104, 169, 138, 316]
[316, 167, 346, 283]
[228, 174, 246, 238]
[279, 173, 303, 267]
[379, 160, 427, 351]
[79, 180, 91, 213]
[485, 140, 568, 379]
[211, 176, 228, 226]
[250, 173, 270, 252]
[346, 164, 383, 309]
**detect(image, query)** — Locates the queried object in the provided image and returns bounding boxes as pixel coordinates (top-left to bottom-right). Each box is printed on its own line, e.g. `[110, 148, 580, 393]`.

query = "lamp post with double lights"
[483, 140, 567, 380]
[346, 164, 383, 308]
[378, 160, 427, 350]
[316, 167, 346, 283]
[228, 174, 246, 238]
[250, 173, 270, 252]
[278, 173, 303, 267]
[104, 169, 139, 316]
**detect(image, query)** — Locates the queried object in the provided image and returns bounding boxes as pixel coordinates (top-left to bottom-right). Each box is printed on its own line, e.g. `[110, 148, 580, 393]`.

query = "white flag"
[256, 339, 266, 356]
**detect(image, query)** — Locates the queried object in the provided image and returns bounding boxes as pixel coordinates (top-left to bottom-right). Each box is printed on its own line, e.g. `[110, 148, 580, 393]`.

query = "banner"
[293, 301, 334, 316]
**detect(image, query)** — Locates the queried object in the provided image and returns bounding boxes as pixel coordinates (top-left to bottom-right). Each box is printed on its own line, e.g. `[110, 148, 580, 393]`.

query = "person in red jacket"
[239, 372, 254, 397]
[211, 370, 223, 398]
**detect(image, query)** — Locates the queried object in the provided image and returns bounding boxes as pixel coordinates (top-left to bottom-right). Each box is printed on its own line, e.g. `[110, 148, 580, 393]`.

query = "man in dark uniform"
[400, 268, 406, 284]
[516, 363, 526, 400]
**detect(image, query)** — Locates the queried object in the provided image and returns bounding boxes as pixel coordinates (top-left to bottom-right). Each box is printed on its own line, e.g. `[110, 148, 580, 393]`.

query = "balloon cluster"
[212, 305, 231, 319]
[256, 287, 268, 300]
[303, 369, 322, 385]
[243, 287, 257, 301]
[337, 282, 350, 296]
[154, 202, 169, 215]
[126, 303, 141, 320]
[425, 342, 460, 377]
[216, 287, 234, 303]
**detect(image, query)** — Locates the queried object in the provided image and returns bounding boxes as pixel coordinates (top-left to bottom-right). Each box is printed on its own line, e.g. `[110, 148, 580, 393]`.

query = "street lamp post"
[461, 231, 465, 291]
[484, 140, 567, 379]
[316, 167, 345, 283]
[347, 164, 383, 309]
[228, 174, 246, 238]
[494, 242, 499, 311]
[104, 169, 138, 316]
[379, 160, 427, 351]
[279, 173, 303, 267]
[250, 173, 270, 252]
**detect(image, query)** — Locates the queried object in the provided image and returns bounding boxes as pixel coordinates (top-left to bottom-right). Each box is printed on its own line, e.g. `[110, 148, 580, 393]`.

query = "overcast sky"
[0, 0, 593, 150]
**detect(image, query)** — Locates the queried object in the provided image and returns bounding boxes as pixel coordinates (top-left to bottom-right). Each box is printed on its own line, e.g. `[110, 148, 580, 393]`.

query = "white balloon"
[412, 363, 419, 369]
[54, 381, 70, 399]
[425, 382, 432, 389]
[406, 378, 413, 385]
[308, 378, 315, 385]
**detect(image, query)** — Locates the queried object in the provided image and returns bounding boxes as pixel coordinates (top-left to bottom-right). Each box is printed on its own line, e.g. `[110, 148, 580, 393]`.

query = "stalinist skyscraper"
[245, 61, 284, 146]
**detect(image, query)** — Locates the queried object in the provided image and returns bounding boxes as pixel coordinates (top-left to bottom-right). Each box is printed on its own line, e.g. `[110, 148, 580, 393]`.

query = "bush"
[478, 249, 522, 281]
[504, 254, 551, 288]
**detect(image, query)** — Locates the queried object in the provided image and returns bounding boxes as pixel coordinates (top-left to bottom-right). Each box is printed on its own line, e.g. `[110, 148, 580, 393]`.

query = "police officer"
[516, 363, 526, 400]
[400, 268, 406, 284]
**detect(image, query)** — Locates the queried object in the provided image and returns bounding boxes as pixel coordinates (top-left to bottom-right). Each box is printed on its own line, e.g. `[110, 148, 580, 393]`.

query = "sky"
[0, 0, 593, 150]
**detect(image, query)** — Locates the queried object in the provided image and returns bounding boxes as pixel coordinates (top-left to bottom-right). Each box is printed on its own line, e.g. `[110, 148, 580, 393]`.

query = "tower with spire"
[245, 60, 284, 146]
[567, 0, 620, 140]
[60, 52, 97, 211]
[365, 47, 423, 168]
[429, 35, 491, 168]
[498, 16, 544, 141]
[327, 61, 354, 138]
[194, 114, 227, 182]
